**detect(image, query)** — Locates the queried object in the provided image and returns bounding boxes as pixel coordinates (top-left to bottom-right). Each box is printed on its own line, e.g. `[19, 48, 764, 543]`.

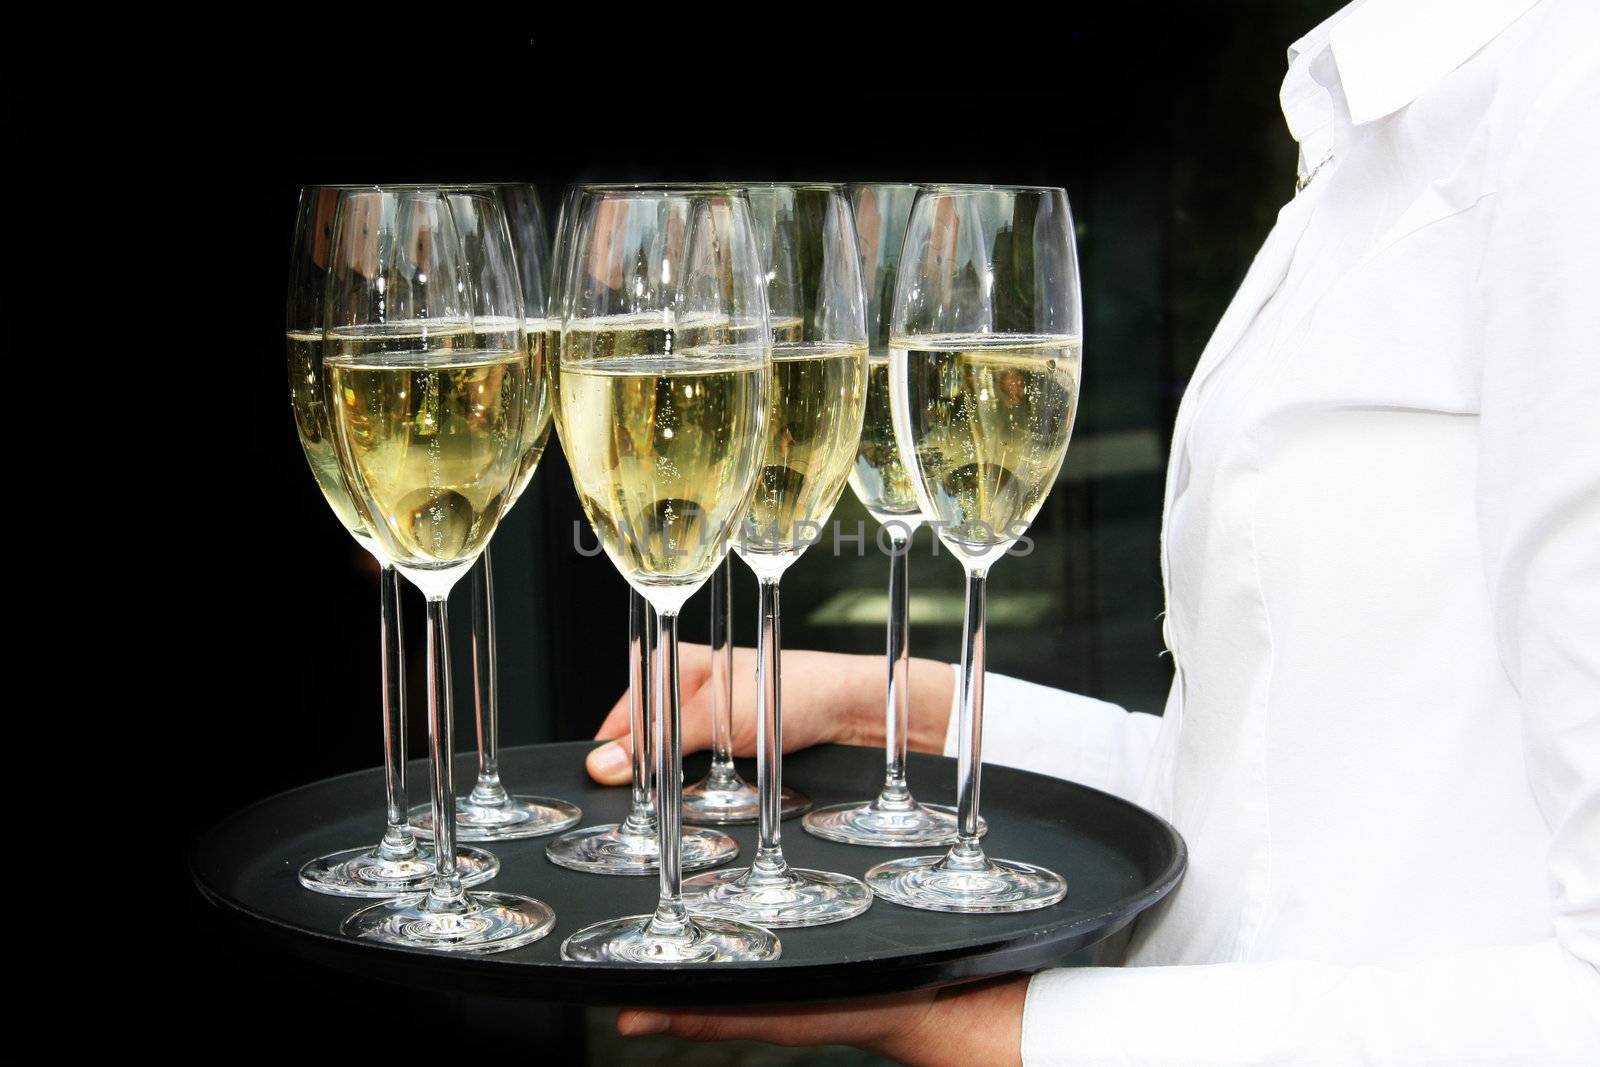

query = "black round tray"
[192, 741, 1184, 1006]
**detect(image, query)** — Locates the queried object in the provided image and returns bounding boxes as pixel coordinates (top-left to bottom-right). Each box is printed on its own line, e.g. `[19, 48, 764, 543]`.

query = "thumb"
[587, 691, 636, 785]
[586, 736, 633, 785]
[586, 671, 724, 784]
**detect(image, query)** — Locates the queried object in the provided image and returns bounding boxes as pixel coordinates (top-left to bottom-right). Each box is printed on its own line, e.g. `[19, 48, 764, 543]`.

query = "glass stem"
[750, 577, 790, 883]
[875, 530, 915, 811]
[943, 567, 989, 871]
[622, 591, 656, 837]
[377, 562, 416, 860]
[706, 555, 740, 785]
[647, 608, 690, 937]
[424, 594, 466, 911]
[468, 546, 507, 808]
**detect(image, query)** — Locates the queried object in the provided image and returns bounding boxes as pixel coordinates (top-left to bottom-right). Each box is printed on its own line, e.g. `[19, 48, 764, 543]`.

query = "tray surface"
[192, 741, 1184, 1005]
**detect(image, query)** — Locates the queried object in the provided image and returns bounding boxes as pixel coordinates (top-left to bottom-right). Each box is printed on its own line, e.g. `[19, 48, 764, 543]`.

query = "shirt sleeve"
[1017, 44, 1600, 1067]
[942, 667, 1164, 804]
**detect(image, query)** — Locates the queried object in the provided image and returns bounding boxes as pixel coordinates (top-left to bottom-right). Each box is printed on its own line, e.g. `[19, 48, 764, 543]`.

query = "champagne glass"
[803, 182, 981, 847]
[682, 183, 873, 928]
[558, 187, 779, 962]
[325, 186, 555, 951]
[407, 184, 582, 842]
[288, 185, 497, 896]
[866, 185, 1080, 913]
[546, 184, 739, 874]
[681, 553, 811, 824]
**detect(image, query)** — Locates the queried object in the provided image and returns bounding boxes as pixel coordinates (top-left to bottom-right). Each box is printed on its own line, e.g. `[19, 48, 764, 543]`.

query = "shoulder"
[1485, 0, 1600, 185]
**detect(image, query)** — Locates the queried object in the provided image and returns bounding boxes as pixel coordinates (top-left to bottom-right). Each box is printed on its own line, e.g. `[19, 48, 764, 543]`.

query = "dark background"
[179, 5, 1336, 1061]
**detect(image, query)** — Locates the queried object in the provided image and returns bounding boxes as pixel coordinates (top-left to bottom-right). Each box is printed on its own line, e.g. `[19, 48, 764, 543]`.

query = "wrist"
[836, 655, 954, 754]
[908, 657, 956, 754]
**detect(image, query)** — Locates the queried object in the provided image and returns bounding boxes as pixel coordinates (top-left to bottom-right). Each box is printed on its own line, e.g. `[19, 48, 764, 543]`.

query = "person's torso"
[1129, 0, 1584, 969]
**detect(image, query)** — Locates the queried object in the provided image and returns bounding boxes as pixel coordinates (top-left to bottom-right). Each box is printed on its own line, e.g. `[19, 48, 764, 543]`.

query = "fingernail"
[618, 1010, 670, 1036]
[590, 742, 629, 776]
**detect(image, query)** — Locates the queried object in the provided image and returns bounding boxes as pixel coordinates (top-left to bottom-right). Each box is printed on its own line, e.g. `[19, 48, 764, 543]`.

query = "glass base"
[684, 863, 873, 928]
[298, 842, 497, 898]
[409, 795, 583, 842]
[682, 772, 811, 826]
[866, 852, 1066, 913]
[802, 799, 986, 848]
[544, 820, 738, 876]
[561, 913, 781, 963]
[342, 890, 556, 953]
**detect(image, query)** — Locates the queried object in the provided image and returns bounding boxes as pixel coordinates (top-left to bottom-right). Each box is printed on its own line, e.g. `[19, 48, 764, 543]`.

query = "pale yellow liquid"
[327, 334, 529, 571]
[889, 334, 1080, 559]
[287, 330, 369, 539]
[847, 353, 923, 523]
[737, 342, 868, 564]
[558, 348, 768, 598]
[505, 318, 555, 509]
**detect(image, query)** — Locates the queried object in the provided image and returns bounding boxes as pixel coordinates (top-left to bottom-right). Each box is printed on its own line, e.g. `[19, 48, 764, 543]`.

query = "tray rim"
[190, 741, 1187, 1005]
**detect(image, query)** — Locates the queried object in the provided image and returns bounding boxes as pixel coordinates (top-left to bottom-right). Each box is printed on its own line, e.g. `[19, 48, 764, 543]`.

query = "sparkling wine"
[736, 341, 867, 570]
[557, 341, 767, 609]
[326, 330, 529, 572]
[506, 318, 555, 508]
[287, 329, 369, 540]
[889, 334, 1081, 560]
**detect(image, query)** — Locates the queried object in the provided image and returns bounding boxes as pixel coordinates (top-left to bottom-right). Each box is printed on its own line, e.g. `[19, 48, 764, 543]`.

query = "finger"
[587, 691, 636, 785]
[586, 736, 633, 785]
[677, 669, 718, 756]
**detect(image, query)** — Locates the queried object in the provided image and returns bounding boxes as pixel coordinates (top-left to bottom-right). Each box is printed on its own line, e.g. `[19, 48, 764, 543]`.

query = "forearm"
[836, 655, 955, 755]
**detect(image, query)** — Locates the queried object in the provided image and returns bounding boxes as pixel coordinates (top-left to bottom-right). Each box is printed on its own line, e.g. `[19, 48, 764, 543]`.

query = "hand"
[585, 645, 955, 784]
[614, 973, 1029, 1066]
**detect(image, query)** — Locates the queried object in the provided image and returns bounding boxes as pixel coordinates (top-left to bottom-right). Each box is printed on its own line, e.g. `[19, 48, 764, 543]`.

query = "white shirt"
[953, 1, 1600, 1061]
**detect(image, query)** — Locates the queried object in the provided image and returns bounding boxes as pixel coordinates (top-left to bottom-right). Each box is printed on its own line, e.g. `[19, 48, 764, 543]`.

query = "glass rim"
[738, 181, 847, 191]
[915, 183, 1067, 195]
[298, 182, 527, 192]
[568, 181, 849, 196]
[567, 181, 751, 197]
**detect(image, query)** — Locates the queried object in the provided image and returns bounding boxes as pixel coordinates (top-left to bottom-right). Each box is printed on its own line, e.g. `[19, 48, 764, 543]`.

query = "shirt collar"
[1328, 0, 1542, 125]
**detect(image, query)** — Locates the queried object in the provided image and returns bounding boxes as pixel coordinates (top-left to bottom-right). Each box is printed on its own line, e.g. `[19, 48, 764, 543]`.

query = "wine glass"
[323, 186, 555, 951]
[802, 182, 984, 847]
[288, 185, 497, 897]
[557, 187, 779, 963]
[545, 184, 740, 875]
[866, 185, 1080, 912]
[682, 183, 873, 928]
[407, 184, 582, 843]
